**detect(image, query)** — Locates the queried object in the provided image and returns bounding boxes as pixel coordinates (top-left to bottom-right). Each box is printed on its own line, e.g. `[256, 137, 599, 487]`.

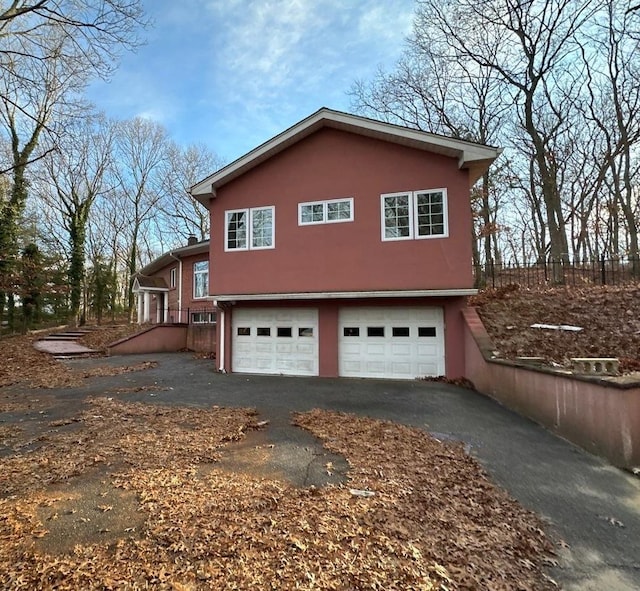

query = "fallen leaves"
[0, 334, 81, 388]
[0, 401, 557, 590]
[471, 284, 640, 372]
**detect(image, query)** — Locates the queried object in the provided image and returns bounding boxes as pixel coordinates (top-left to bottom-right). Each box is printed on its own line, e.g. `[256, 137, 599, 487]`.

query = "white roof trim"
[213, 289, 477, 303]
[132, 277, 169, 293]
[191, 108, 501, 203]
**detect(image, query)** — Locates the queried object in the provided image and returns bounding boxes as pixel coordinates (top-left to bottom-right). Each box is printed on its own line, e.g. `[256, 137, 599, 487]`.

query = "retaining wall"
[107, 324, 216, 355]
[463, 307, 640, 468]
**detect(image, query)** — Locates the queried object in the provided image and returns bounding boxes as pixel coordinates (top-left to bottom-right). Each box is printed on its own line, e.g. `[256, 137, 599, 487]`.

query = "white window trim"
[414, 188, 449, 240]
[380, 191, 413, 241]
[298, 197, 354, 226]
[380, 189, 448, 242]
[225, 208, 249, 252]
[169, 267, 177, 289]
[224, 206, 275, 252]
[250, 205, 276, 251]
[193, 260, 209, 299]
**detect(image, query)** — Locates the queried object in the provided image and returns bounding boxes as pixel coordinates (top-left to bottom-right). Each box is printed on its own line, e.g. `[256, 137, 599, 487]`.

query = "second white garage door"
[338, 307, 445, 379]
[232, 308, 319, 376]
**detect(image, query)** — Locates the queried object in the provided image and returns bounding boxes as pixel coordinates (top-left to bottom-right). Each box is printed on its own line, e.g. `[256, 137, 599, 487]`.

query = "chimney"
[187, 235, 198, 246]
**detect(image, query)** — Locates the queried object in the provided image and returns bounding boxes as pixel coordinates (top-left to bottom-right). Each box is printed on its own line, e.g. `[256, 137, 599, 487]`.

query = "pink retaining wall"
[463, 307, 640, 468]
[108, 325, 188, 355]
[107, 324, 216, 355]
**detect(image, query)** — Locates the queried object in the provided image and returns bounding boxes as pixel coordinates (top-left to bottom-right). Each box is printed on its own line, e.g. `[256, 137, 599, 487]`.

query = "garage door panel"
[339, 306, 445, 379]
[391, 343, 412, 355]
[232, 308, 318, 376]
[297, 343, 314, 355]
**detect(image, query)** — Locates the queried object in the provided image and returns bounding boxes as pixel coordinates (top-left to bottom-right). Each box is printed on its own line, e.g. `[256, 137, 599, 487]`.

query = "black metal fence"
[473, 257, 640, 289]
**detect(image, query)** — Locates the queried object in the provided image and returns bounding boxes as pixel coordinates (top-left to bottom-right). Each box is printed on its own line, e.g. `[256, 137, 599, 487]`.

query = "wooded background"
[1, 0, 639, 332]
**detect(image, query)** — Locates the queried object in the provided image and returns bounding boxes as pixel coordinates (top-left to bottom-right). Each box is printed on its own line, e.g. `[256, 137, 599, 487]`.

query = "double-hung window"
[381, 189, 448, 241]
[193, 261, 208, 298]
[225, 206, 275, 251]
[299, 197, 353, 225]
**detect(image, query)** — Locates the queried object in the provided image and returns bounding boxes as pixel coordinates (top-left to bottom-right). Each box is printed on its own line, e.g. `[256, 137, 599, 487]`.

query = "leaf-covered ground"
[471, 284, 640, 373]
[0, 398, 557, 590]
[0, 330, 155, 389]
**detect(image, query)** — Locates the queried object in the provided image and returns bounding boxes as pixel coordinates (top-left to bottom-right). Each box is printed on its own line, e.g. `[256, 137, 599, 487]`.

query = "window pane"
[252, 208, 273, 247]
[384, 195, 410, 238]
[227, 211, 247, 249]
[298, 327, 313, 337]
[257, 327, 271, 336]
[343, 327, 359, 337]
[193, 261, 208, 298]
[237, 327, 251, 336]
[418, 327, 437, 337]
[367, 326, 385, 337]
[277, 327, 292, 337]
[392, 327, 410, 337]
[416, 192, 445, 237]
[327, 200, 351, 221]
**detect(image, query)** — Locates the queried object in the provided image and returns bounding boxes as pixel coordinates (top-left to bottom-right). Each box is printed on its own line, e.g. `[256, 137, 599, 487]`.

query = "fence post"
[600, 256, 606, 285]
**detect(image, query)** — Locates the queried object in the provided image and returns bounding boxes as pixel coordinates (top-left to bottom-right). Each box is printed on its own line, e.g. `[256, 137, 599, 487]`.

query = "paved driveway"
[11, 352, 640, 591]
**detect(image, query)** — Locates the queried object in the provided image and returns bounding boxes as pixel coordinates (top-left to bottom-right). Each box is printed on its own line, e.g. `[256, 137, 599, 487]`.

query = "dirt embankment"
[471, 284, 640, 372]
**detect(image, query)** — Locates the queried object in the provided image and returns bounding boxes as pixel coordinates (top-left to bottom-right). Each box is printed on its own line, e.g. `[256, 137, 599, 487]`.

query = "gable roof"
[136, 239, 210, 277]
[133, 276, 169, 291]
[191, 107, 502, 205]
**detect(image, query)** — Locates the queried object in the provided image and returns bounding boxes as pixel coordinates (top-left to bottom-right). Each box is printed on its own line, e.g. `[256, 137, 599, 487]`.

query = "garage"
[232, 308, 319, 376]
[338, 307, 445, 379]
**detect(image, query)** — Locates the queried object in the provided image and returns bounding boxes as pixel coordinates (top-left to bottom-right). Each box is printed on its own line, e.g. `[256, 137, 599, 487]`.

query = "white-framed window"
[191, 311, 217, 324]
[193, 260, 208, 298]
[169, 267, 177, 289]
[381, 189, 448, 241]
[299, 197, 353, 225]
[225, 206, 275, 251]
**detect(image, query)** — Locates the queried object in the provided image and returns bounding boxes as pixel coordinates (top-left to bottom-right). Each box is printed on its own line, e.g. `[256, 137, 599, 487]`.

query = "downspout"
[216, 301, 226, 373]
[168, 252, 183, 323]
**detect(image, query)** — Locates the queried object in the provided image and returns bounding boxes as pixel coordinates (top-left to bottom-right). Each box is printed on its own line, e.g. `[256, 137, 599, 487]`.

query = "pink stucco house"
[189, 108, 500, 379]
[133, 237, 216, 326]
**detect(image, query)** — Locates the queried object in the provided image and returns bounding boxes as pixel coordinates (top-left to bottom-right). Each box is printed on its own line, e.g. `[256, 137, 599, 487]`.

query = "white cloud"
[86, 0, 416, 162]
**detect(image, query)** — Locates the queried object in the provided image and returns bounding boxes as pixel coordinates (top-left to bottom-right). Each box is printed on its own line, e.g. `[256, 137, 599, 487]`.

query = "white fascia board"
[213, 289, 477, 302]
[190, 108, 501, 204]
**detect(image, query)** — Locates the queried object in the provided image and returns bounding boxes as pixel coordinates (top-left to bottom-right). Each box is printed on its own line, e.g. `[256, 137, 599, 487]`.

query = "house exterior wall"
[209, 127, 473, 296]
[141, 251, 215, 324]
[463, 307, 640, 468]
[178, 253, 215, 322]
[220, 296, 467, 378]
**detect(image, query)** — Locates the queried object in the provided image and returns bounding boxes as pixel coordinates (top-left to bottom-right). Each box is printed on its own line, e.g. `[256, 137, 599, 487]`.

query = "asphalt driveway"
[8, 352, 640, 591]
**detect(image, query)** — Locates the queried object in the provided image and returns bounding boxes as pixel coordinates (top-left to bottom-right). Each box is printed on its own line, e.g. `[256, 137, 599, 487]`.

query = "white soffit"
[191, 108, 502, 204]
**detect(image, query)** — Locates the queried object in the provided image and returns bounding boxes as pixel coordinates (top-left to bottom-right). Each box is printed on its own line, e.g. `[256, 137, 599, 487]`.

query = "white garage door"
[339, 307, 445, 379]
[232, 308, 319, 376]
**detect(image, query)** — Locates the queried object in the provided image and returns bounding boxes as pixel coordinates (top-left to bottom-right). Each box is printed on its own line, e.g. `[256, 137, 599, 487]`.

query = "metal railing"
[473, 257, 640, 288]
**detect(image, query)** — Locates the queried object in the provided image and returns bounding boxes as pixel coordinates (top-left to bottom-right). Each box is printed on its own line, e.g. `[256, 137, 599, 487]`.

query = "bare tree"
[577, 1, 640, 268]
[157, 142, 224, 246]
[416, 0, 599, 272]
[111, 117, 170, 321]
[0, 0, 145, 328]
[35, 114, 116, 323]
[0, 1, 146, 84]
[351, 13, 509, 279]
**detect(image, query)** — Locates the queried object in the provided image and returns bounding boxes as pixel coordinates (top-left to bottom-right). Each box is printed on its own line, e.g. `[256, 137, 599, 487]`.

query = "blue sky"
[85, 0, 415, 164]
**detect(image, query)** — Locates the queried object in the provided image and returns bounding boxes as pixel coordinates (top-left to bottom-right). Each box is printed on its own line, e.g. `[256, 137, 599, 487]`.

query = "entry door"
[338, 307, 445, 379]
[232, 308, 318, 376]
